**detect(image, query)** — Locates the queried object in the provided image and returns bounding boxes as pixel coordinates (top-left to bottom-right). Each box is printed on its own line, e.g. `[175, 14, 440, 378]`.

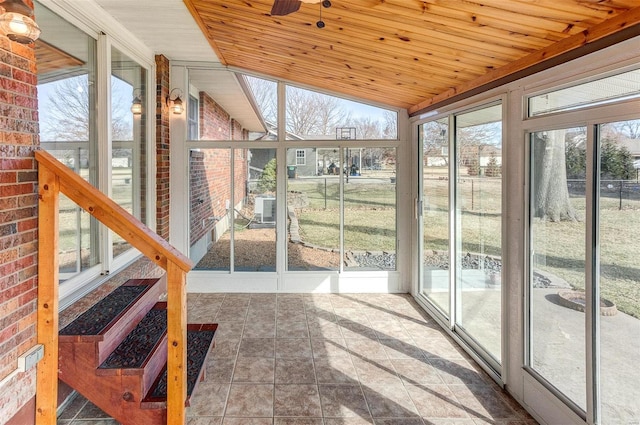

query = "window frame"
[37, 0, 156, 309]
[295, 149, 306, 165]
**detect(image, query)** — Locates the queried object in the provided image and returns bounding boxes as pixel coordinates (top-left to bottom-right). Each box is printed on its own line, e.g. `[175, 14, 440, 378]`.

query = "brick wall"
[0, 14, 40, 423]
[155, 55, 170, 241]
[200, 92, 230, 140]
[189, 149, 232, 246]
[189, 93, 248, 247]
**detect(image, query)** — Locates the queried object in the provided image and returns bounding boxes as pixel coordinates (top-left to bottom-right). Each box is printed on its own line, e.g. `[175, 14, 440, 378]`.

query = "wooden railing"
[34, 150, 193, 425]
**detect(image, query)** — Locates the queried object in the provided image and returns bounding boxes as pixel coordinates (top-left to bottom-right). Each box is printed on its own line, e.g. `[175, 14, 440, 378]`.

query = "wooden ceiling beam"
[409, 7, 640, 115]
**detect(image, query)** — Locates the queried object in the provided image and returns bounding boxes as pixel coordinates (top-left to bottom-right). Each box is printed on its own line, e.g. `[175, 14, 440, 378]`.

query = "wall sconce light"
[130, 88, 142, 115]
[0, 0, 41, 44]
[166, 88, 184, 115]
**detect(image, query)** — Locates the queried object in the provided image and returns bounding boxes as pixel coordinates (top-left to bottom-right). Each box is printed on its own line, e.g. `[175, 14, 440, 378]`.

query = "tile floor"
[58, 293, 538, 425]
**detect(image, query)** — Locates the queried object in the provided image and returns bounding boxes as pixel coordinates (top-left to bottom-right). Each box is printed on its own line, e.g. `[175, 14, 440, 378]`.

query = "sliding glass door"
[525, 69, 640, 423]
[419, 101, 503, 371]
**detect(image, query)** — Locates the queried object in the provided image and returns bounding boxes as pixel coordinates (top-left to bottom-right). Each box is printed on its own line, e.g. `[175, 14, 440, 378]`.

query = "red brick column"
[0, 18, 40, 424]
[155, 55, 170, 241]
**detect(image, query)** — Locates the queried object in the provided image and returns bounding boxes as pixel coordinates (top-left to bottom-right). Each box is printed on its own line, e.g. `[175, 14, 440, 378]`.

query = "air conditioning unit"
[254, 196, 276, 223]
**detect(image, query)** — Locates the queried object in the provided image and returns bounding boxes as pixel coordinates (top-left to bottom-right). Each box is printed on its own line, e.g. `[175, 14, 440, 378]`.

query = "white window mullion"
[585, 123, 600, 425]
[448, 113, 457, 330]
[97, 33, 113, 272]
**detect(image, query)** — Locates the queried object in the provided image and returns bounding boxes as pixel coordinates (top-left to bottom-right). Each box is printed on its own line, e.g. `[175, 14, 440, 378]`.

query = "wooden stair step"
[59, 278, 164, 365]
[97, 304, 167, 373]
[59, 284, 148, 337]
[142, 324, 218, 409]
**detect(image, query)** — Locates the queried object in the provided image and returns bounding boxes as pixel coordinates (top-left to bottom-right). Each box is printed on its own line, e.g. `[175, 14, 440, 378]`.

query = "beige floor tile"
[339, 321, 378, 339]
[404, 384, 469, 419]
[243, 321, 277, 338]
[274, 384, 322, 417]
[318, 384, 370, 418]
[324, 418, 374, 425]
[274, 419, 323, 425]
[222, 418, 272, 425]
[187, 417, 223, 425]
[58, 293, 537, 425]
[211, 339, 241, 359]
[429, 358, 489, 386]
[390, 358, 444, 385]
[351, 357, 402, 385]
[311, 337, 351, 358]
[362, 384, 420, 418]
[187, 382, 230, 417]
[379, 339, 425, 361]
[233, 356, 275, 383]
[214, 321, 245, 339]
[314, 356, 359, 384]
[345, 338, 389, 359]
[206, 357, 235, 383]
[276, 321, 310, 338]
[275, 358, 316, 384]
[309, 321, 344, 338]
[239, 338, 276, 357]
[448, 385, 518, 420]
[225, 384, 274, 417]
[276, 338, 313, 358]
[369, 320, 415, 341]
[374, 419, 425, 425]
[421, 420, 475, 425]
[216, 306, 248, 321]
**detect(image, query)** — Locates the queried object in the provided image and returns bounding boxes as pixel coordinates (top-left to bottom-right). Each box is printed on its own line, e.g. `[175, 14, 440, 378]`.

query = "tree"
[532, 130, 580, 222]
[485, 153, 501, 177]
[565, 136, 635, 180]
[466, 157, 480, 176]
[383, 110, 398, 139]
[600, 140, 635, 179]
[245, 75, 398, 140]
[41, 75, 133, 142]
[421, 119, 449, 166]
[245, 76, 277, 124]
[348, 116, 383, 139]
[258, 158, 277, 193]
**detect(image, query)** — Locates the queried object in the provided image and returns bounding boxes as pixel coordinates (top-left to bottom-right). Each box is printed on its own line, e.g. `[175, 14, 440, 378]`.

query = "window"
[526, 81, 640, 422]
[35, 1, 151, 288]
[36, 2, 98, 281]
[295, 149, 306, 165]
[527, 68, 640, 117]
[285, 85, 397, 140]
[188, 95, 199, 140]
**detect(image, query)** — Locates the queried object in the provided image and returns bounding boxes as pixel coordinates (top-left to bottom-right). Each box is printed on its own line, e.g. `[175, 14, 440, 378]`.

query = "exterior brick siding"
[0, 9, 40, 422]
[190, 93, 248, 247]
[155, 55, 170, 241]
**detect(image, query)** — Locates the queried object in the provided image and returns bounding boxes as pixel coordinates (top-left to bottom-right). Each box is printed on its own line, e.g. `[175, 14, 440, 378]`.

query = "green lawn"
[291, 173, 639, 318]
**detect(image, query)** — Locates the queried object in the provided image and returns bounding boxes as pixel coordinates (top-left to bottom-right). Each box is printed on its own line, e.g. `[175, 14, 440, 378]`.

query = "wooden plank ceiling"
[183, 0, 640, 113]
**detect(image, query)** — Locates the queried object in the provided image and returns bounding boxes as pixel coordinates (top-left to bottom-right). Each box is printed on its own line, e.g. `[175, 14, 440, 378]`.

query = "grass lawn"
[290, 173, 639, 318]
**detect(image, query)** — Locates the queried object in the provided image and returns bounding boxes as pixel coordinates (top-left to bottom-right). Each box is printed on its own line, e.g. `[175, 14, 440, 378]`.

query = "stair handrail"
[35, 149, 193, 425]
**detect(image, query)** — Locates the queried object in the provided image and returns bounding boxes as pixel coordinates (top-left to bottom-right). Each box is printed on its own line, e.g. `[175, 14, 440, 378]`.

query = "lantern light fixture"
[130, 89, 142, 115]
[166, 88, 184, 115]
[0, 0, 41, 44]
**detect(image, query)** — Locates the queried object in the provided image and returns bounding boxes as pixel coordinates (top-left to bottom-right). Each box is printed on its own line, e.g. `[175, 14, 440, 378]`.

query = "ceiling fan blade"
[271, 0, 302, 16]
